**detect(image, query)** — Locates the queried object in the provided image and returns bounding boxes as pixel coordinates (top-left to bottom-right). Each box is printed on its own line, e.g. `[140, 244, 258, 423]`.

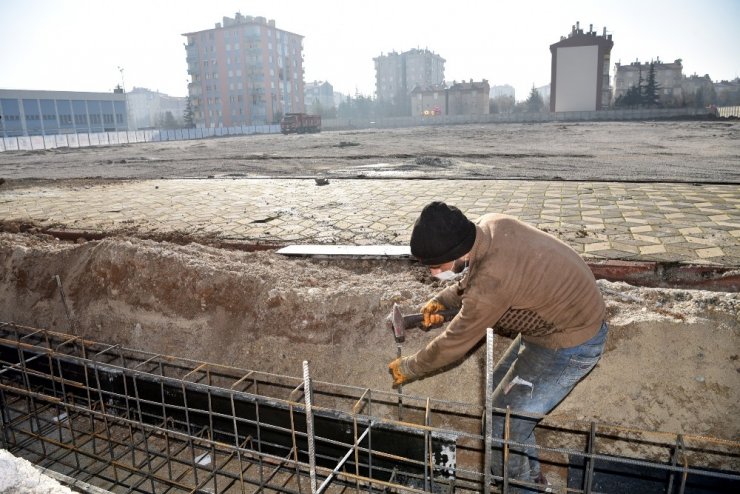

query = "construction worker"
[389, 201, 608, 492]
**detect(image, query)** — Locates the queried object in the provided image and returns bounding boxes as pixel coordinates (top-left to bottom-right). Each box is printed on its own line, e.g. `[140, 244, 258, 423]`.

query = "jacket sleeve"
[405, 294, 508, 376]
[434, 280, 464, 309]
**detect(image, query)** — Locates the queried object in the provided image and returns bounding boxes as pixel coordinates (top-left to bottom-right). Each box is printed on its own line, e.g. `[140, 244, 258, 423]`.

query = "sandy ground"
[1, 233, 737, 448]
[1, 121, 738, 183]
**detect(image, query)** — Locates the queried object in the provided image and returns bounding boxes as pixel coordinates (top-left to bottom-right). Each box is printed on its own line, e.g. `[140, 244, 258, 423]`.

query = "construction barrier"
[0, 124, 280, 153]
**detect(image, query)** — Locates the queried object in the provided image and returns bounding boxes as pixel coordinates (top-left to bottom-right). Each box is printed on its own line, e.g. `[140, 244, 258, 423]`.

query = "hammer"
[386, 303, 460, 342]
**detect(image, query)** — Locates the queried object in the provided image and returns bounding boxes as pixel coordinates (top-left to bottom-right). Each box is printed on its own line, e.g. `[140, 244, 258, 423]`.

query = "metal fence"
[0, 125, 280, 153]
[718, 106, 740, 118]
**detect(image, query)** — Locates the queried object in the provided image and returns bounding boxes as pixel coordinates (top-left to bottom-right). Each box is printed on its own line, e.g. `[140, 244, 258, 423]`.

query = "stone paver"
[1, 179, 738, 266]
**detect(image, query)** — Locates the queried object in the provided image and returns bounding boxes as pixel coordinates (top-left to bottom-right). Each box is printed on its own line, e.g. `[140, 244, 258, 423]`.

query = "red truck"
[280, 113, 322, 134]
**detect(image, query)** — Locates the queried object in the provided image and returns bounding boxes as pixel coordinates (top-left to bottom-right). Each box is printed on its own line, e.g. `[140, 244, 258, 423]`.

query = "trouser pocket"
[556, 355, 600, 388]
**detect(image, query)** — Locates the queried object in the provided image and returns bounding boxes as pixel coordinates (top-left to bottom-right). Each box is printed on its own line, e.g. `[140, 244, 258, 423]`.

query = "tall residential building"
[183, 13, 305, 128]
[613, 59, 683, 106]
[127, 87, 187, 129]
[0, 89, 127, 137]
[374, 48, 445, 116]
[549, 22, 613, 112]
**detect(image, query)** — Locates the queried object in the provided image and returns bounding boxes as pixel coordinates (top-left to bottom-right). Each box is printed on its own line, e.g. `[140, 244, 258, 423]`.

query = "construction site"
[0, 121, 739, 493]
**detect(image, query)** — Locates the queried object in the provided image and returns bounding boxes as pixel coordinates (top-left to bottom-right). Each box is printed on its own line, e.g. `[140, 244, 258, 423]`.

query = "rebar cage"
[1, 321, 738, 493]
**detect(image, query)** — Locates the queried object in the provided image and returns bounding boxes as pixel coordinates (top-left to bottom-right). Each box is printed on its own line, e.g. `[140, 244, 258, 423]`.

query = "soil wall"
[1, 233, 738, 446]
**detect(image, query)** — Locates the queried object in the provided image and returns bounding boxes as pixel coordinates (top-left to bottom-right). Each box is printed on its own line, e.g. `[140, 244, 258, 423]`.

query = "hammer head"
[386, 303, 406, 342]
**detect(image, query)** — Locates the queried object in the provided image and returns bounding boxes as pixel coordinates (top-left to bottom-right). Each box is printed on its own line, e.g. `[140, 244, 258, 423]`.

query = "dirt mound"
[0, 232, 738, 443]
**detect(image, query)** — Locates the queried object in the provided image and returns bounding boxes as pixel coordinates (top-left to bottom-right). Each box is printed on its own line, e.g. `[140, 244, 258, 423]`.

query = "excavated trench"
[0, 231, 738, 492]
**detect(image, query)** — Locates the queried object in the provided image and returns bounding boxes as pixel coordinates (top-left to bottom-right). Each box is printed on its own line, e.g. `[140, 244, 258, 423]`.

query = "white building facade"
[549, 22, 613, 112]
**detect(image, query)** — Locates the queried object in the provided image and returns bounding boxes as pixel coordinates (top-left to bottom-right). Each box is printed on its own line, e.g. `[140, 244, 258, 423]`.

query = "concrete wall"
[323, 107, 714, 131]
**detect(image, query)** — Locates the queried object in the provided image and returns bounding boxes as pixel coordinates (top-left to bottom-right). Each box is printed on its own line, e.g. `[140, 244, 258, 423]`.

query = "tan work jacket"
[404, 214, 606, 378]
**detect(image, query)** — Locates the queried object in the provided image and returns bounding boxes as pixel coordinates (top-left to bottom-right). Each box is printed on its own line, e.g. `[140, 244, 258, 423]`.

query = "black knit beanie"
[410, 201, 476, 265]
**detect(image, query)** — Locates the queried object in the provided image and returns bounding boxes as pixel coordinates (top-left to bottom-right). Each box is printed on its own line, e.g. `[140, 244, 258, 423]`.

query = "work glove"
[388, 357, 411, 388]
[420, 299, 446, 329]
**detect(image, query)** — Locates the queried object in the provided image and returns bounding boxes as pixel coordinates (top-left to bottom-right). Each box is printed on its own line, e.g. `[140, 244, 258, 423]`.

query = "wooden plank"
[276, 244, 412, 258]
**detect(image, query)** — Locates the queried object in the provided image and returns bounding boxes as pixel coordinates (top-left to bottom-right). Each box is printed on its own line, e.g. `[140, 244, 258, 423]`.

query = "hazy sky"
[1, 0, 738, 101]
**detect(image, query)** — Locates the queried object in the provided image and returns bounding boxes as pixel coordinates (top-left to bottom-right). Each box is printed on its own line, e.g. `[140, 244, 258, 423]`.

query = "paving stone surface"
[1, 178, 738, 266]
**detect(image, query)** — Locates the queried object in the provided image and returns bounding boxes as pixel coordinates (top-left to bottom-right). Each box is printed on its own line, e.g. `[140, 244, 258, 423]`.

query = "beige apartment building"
[183, 13, 305, 128]
[613, 59, 684, 106]
[410, 80, 490, 117]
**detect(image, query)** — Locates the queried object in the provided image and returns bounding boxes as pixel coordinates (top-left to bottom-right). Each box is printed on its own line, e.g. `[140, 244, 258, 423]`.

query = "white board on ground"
[277, 244, 412, 258]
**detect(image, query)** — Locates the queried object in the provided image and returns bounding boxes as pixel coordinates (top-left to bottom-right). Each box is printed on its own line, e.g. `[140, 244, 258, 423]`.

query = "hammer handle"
[403, 308, 460, 328]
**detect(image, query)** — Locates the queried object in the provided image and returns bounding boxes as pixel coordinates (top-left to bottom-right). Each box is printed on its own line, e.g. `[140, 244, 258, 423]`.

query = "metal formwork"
[1, 321, 738, 493]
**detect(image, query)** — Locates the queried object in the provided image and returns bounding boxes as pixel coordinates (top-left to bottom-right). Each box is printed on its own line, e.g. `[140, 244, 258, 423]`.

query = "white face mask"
[433, 260, 469, 281]
[433, 270, 458, 281]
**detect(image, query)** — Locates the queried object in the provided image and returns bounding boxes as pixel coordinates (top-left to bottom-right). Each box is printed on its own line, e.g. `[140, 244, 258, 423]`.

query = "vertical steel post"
[667, 434, 684, 494]
[424, 397, 431, 492]
[503, 407, 511, 493]
[484, 327, 494, 494]
[584, 421, 596, 493]
[303, 360, 318, 493]
[396, 344, 403, 421]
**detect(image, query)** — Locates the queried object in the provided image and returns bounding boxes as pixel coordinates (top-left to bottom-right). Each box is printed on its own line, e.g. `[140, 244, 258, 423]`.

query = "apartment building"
[410, 80, 490, 117]
[304, 80, 334, 112]
[374, 49, 445, 116]
[448, 80, 490, 116]
[183, 13, 305, 128]
[127, 87, 187, 129]
[0, 89, 127, 137]
[714, 78, 740, 105]
[613, 58, 684, 106]
[550, 22, 613, 112]
[682, 74, 715, 106]
[490, 84, 515, 100]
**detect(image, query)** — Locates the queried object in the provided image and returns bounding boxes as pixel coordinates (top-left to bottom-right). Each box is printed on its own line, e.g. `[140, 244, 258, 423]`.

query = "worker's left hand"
[388, 358, 411, 388]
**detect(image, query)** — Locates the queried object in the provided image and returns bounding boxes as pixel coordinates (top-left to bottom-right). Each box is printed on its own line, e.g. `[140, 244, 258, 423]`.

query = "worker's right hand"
[420, 299, 446, 329]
